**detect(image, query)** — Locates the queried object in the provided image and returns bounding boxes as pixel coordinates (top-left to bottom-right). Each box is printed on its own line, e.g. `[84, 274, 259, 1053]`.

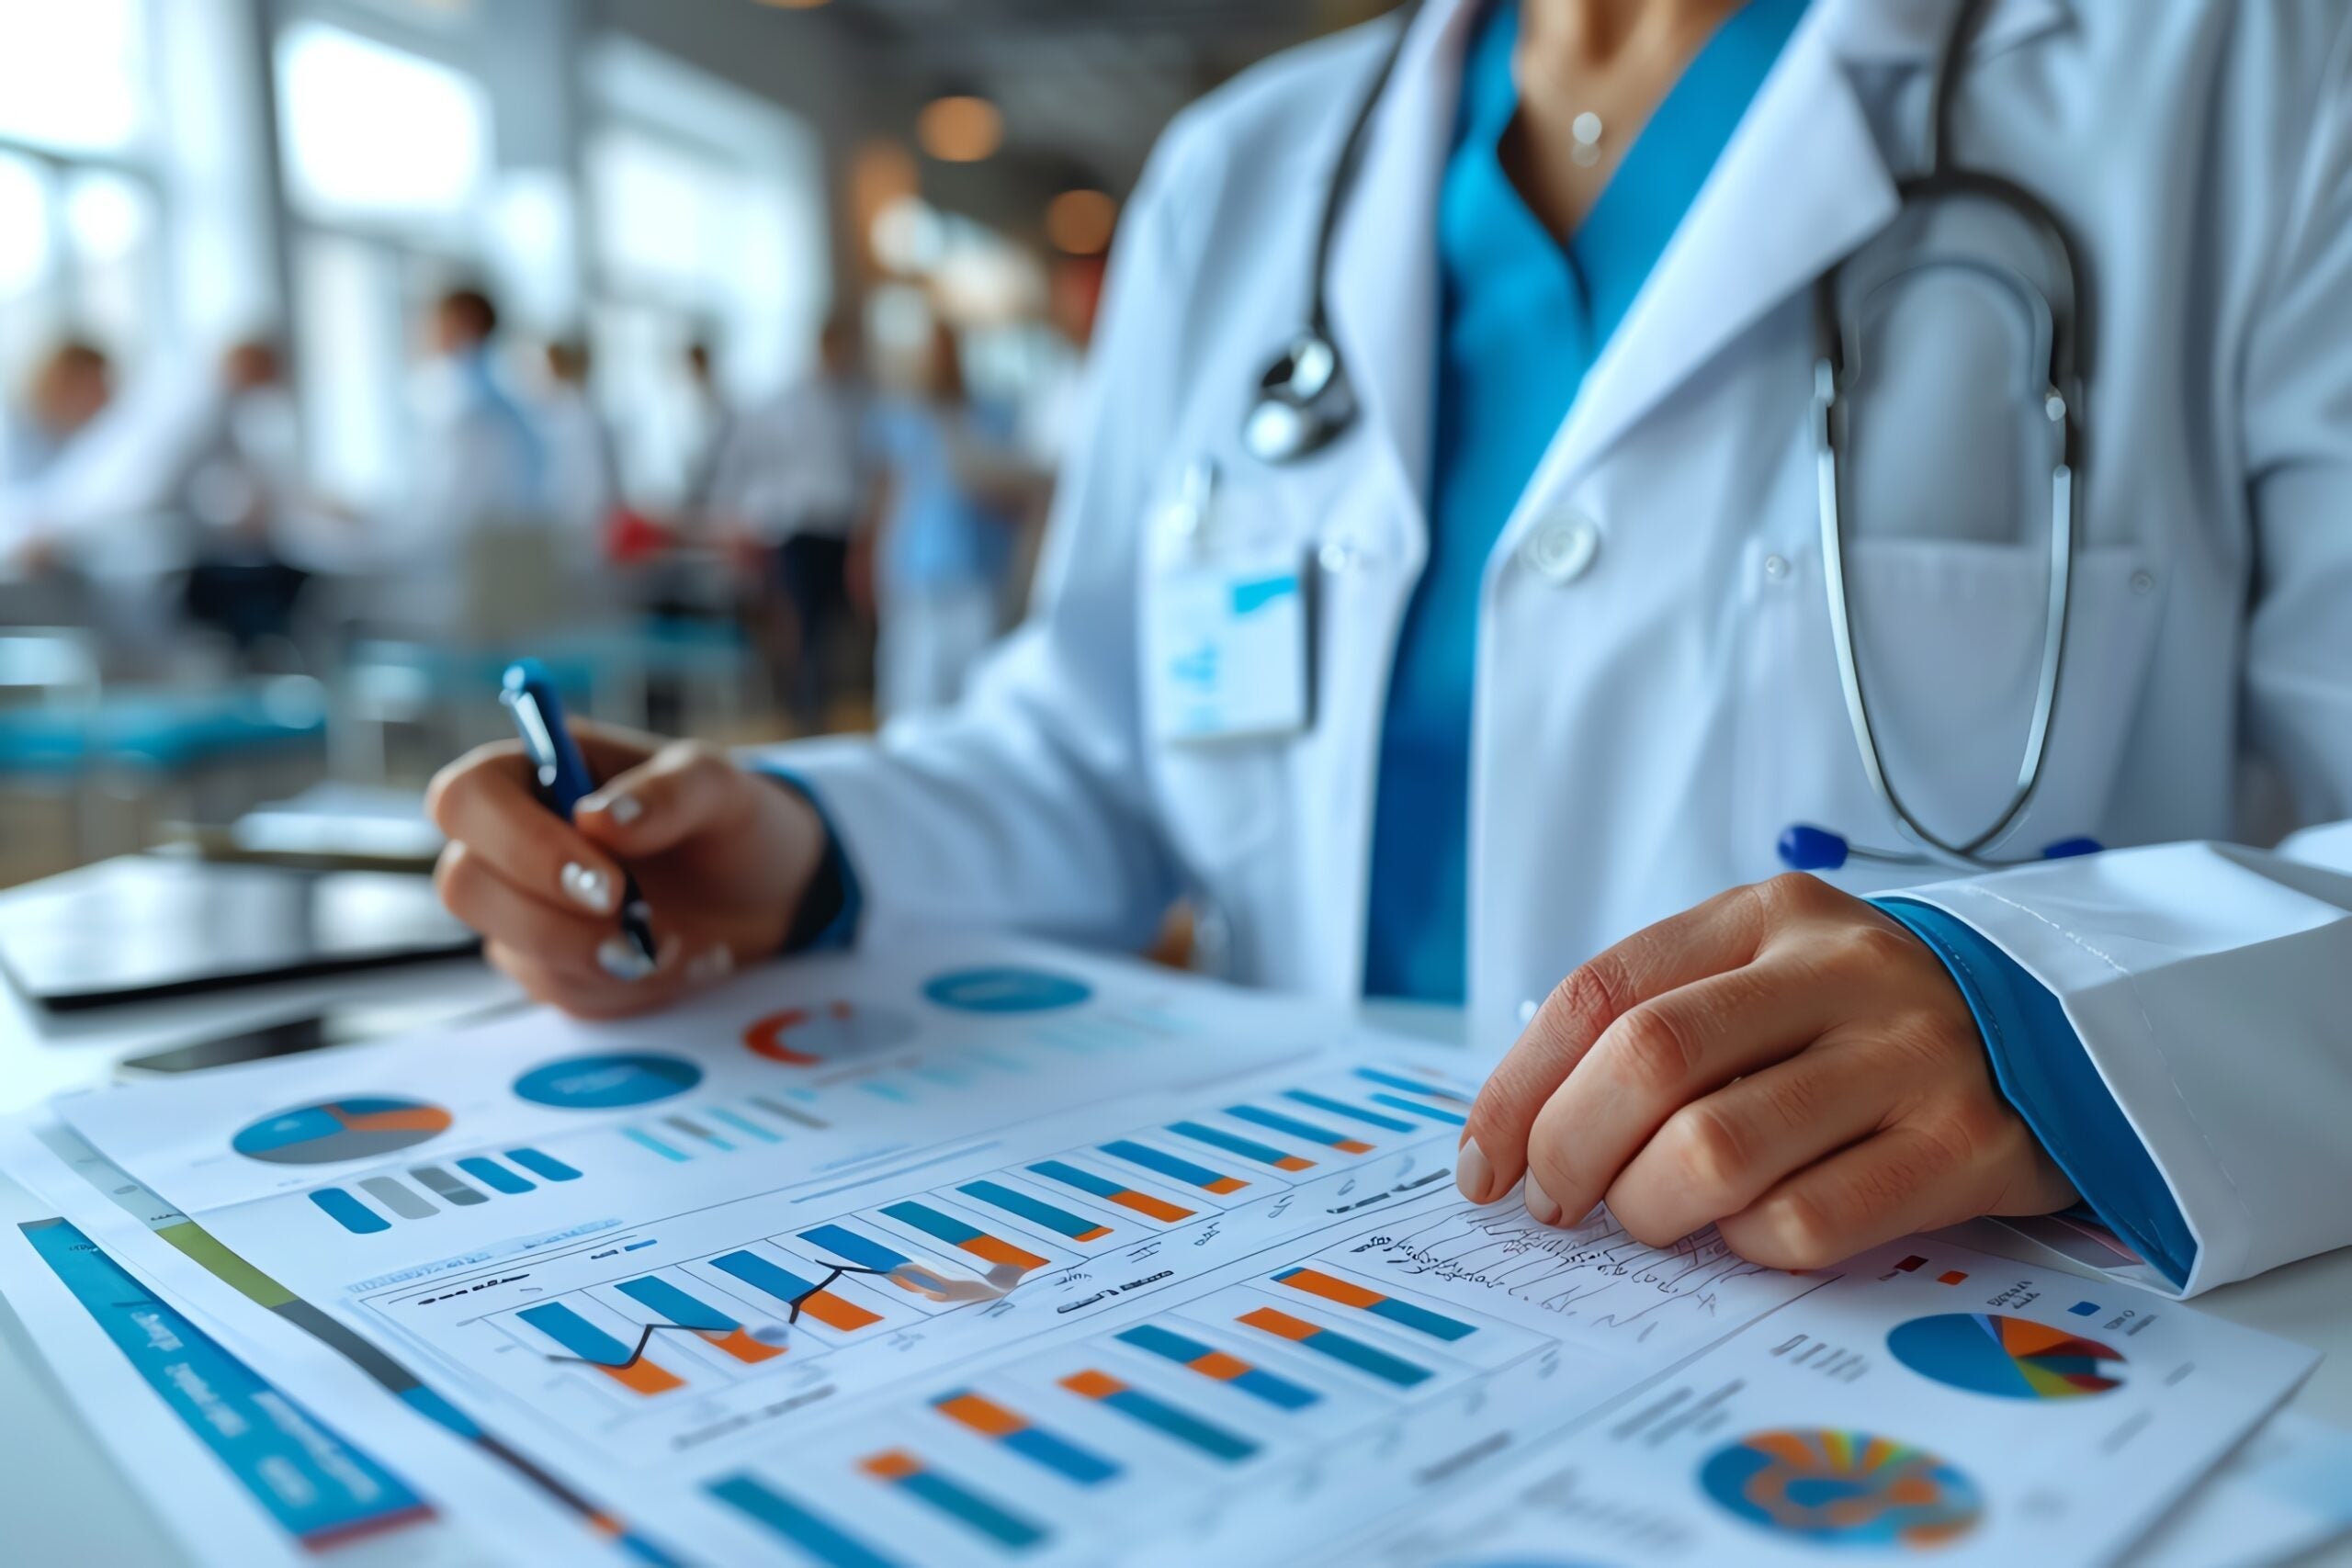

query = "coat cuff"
[752, 766, 862, 953]
[1875, 897, 2196, 1291]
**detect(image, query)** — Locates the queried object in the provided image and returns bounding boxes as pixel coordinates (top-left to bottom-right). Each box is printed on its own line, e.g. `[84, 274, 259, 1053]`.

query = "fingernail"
[1525, 1175, 1564, 1226]
[604, 793, 644, 827]
[561, 863, 614, 913]
[685, 946, 734, 986]
[1454, 1138, 1494, 1203]
[597, 936, 657, 981]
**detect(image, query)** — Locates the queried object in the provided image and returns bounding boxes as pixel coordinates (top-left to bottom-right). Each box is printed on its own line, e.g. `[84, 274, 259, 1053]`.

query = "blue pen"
[501, 660, 659, 968]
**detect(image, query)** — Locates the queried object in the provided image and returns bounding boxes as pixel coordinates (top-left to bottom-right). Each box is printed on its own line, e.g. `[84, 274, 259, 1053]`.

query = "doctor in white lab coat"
[427, 0, 2352, 1299]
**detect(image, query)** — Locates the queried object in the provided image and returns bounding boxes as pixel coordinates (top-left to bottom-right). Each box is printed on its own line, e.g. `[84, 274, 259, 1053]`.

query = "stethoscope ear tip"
[1777, 824, 1850, 873]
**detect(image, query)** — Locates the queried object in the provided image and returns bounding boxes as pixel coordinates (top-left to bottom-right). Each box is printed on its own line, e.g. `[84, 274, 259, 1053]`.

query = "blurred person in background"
[0, 338, 114, 570]
[535, 335, 623, 566]
[169, 339, 314, 661]
[678, 338, 735, 531]
[865, 317, 1030, 721]
[400, 286, 546, 578]
[706, 315, 872, 731]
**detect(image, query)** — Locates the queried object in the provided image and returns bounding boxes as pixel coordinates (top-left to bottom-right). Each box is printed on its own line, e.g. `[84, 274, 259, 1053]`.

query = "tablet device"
[0, 855, 481, 1010]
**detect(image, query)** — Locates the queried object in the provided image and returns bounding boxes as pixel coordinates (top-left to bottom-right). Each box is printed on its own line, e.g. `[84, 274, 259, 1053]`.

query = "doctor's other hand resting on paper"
[429, 0, 2352, 1303]
[1453, 874, 2077, 1271]
[427, 724, 830, 1019]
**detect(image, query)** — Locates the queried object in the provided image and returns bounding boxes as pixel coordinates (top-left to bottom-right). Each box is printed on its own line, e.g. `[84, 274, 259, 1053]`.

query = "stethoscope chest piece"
[1244, 331, 1357, 465]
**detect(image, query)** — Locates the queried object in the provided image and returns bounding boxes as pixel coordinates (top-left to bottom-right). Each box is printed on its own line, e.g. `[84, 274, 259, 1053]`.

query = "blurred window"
[277, 23, 491, 225]
[0, 0, 149, 155]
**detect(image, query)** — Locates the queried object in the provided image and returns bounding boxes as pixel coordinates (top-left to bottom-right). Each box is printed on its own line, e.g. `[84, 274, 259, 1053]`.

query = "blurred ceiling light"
[1046, 188, 1117, 255]
[917, 95, 1002, 163]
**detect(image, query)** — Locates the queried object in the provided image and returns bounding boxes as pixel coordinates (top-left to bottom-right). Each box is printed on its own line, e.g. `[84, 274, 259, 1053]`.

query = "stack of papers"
[3, 939, 2346, 1566]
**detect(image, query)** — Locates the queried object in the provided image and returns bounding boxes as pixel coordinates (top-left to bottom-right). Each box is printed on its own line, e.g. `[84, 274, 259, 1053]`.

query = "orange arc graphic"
[743, 1010, 822, 1066]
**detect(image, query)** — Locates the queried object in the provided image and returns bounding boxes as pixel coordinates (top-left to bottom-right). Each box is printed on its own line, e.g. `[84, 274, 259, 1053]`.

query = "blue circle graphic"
[513, 1052, 702, 1109]
[922, 965, 1092, 1013]
[1698, 1427, 1981, 1550]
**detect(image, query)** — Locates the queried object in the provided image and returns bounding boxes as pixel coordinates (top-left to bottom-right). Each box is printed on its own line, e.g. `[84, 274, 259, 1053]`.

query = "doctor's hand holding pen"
[1452, 872, 2080, 1273]
[427, 723, 829, 1019]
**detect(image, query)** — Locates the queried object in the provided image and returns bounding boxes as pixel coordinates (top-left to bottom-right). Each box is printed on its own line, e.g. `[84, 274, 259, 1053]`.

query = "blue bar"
[1101, 1140, 1244, 1192]
[504, 1146, 581, 1181]
[891, 1466, 1046, 1550]
[1353, 1066, 1471, 1102]
[1027, 1160, 1124, 1200]
[707, 1108, 782, 1145]
[309, 1187, 390, 1235]
[518, 1303, 632, 1367]
[1005, 1427, 1116, 1484]
[623, 1128, 690, 1162]
[710, 1250, 818, 1306]
[1114, 1325, 1318, 1410]
[957, 1179, 1111, 1240]
[616, 1276, 735, 1333]
[1226, 1105, 1370, 1149]
[1370, 1091, 1466, 1125]
[456, 1156, 533, 1194]
[1282, 1089, 1419, 1132]
[707, 1475, 901, 1568]
[1168, 1120, 1309, 1169]
[799, 1224, 911, 1273]
[1098, 1385, 1255, 1462]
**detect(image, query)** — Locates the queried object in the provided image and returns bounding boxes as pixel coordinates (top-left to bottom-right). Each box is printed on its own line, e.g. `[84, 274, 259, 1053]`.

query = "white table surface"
[1, 964, 2345, 1566]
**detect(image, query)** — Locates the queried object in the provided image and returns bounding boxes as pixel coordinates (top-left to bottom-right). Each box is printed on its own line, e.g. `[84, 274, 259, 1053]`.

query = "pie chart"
[232, 1097, 453, 1165]
[922, 966, 1091, 1013]
[1886, 1312, 2126, 1400]
[1700, 1427, 1983, 1550]
[512, 1052, 702, 1109]
[742, 1002, 918, 1066]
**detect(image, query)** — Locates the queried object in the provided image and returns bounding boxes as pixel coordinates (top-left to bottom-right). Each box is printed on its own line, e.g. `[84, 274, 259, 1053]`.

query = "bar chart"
[305, 1146, 581, 1235]
[857, 1449, 1048, 1552]
[928, 1390, 1122, 1486]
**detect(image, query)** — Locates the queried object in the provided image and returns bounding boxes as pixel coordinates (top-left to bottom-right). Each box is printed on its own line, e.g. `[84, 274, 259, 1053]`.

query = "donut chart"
[1699, 1427, 1982, 1551]
[513, 1052, 702, 1109]
[921, 965, 1091, 1013]
[1887, 1312, 2126, 1401]
[232, 1097, 453, 1165]
[742, 1002, 919, 1066]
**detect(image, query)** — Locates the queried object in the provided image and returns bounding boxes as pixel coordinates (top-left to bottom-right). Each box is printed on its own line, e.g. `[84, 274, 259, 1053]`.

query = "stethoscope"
[1242, 0, 2101, 875]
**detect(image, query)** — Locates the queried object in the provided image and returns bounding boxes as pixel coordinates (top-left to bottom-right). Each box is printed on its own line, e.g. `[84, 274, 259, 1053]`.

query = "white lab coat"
[773, 0, 2352, 1296]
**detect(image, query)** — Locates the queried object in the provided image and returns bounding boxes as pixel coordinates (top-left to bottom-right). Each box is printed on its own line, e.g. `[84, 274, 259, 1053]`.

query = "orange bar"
[701, 1326, 785, 1364]
[961, 1235, 1049, 1270]
[1280, 1269, 1385, 1311]
[1273, 1156, 1315, 1173]
[859, 1450, 923, 1482]
[1060, 1370, 1125, 1401]
[1335, 1139, 1374, 1155]
[1106, 1190, 1193, 1223]
[1238, 1306, 1317, 1343]
[1073, 1224, 1114, 1242]
[596, 1357, 684, 1394]
[800, 1290, 882, 1332]
[935, 1392, 1026, 1438]
[336, 1106, 452, 1134]
[1206, 1177, 1248, 1195]
[1191, 1350, 1251, 1382]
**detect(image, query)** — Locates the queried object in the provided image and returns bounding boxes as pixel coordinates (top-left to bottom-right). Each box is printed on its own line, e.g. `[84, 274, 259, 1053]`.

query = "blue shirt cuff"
[752, 767, 862, 953]
[1875, 897, 2196, 1291]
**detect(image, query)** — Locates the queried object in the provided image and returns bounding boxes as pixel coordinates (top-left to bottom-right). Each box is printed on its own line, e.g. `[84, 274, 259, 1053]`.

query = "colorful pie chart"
[512, 1052, 702, 1109]
[1886, 1312, 2126, 1400]
[742, 1001, 918, 1066]
[921, 966, 1091, 1013]
[232, 1097, 453, 1165]
[1700, 1427, 1983, 1550]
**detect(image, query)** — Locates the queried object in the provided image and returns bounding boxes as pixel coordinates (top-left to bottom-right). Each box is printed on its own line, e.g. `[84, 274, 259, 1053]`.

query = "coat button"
[1521, 514, 1601, 584]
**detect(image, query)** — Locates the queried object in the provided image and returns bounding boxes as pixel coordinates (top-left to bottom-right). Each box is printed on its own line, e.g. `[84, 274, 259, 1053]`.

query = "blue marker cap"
[1776, 824, 1850, 872]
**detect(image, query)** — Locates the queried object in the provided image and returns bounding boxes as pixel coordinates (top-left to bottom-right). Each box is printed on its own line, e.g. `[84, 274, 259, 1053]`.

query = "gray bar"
[664, 1115, 719, 1146]
[359, 1177, 435, 1219]
[751, 1095, 829, 1131]
[411, 1166, 487, 1206]
[1647, 1379, 1744, 1446]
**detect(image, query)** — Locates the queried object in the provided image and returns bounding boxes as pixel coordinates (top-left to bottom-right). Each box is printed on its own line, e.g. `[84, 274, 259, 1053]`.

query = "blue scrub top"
[1363, 0, 1812, 1001]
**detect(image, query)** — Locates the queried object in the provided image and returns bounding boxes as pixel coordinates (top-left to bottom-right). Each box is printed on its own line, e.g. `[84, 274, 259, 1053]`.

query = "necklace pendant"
[1570, 109, 1604, 168]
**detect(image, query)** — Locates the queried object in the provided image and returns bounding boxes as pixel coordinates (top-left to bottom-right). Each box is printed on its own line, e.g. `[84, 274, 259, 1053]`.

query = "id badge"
[1146, 556, 1311, 743]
